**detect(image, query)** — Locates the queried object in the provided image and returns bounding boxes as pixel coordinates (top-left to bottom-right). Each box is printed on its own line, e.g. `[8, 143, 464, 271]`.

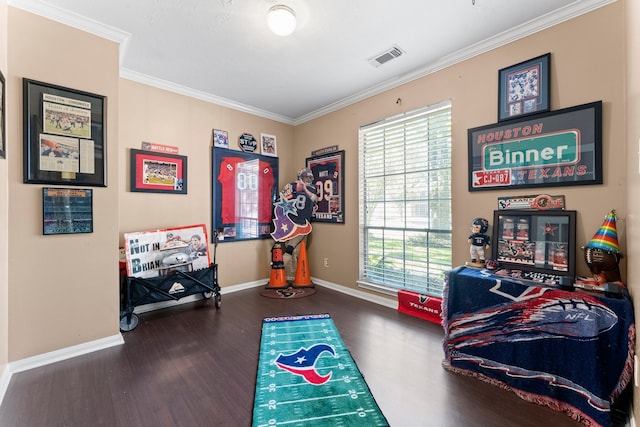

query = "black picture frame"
[498, 53, 550, 122]
[42, 187, 93, 235]
[492, 209, 577, 281]
[130, 148, 188, 194]
[212, 147, 279, 242]
[213, 129, 229, 148]
[306, 150, 345, 223]
[468, 101, 602, 192]
[0, 70, 5, 159]
[23, 79, 107, 186]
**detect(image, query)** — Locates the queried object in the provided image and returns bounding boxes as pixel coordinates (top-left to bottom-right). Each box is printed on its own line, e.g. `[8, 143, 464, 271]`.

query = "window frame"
[357, 100, 452, 297]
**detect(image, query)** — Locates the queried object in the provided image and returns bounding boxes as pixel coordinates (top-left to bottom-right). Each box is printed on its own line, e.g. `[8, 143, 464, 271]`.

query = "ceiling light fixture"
[267, 5, 297, 36]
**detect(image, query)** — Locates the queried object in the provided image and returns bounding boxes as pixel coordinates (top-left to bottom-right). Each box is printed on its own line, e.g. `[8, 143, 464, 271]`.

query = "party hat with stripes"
[584, 209, 619, 253]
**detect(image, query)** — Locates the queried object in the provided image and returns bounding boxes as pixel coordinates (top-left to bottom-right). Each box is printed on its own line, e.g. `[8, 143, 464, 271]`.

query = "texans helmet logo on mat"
[274, 343, 335, 385]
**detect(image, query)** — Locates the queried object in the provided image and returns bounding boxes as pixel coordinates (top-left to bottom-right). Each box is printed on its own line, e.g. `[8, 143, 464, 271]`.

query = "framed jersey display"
[212, 147, 279, 242]
[306, 150, 344, 223]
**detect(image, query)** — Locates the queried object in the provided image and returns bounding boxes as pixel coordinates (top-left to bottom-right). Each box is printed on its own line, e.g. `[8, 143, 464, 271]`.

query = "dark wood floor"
[0, 286, 586, 426]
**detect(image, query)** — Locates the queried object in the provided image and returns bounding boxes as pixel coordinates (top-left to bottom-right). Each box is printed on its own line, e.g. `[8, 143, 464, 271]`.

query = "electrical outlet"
[323, 258, 329, 267]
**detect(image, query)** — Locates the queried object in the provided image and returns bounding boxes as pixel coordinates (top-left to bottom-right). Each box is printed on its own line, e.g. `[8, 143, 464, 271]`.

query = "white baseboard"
[133, 278, 398, 314]
[0, 364, 10, 407]
[131, 279, 265, 314]
[0, 333, 124, 406]
[8, 334, 125, 374]
[0, 278, 393, 406]
[313, 277, 397, 309]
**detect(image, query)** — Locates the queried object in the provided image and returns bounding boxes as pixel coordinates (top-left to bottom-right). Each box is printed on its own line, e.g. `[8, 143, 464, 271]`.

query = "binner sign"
[468, 101, 602, 191]
[484, 131, 579, 170]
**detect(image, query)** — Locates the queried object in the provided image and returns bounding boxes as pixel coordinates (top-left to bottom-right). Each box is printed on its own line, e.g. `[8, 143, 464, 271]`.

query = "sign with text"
[468, 101, 602, 191]
[124, 224, 210, 278]
[141, 141, 179, 154]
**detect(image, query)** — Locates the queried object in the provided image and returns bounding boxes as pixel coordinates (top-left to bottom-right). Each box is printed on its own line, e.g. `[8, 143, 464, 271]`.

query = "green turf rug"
[252, 314, 389, 427]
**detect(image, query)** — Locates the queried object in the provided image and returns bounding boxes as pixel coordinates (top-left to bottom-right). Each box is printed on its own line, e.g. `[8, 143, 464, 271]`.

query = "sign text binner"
[483, 131, 579, 170]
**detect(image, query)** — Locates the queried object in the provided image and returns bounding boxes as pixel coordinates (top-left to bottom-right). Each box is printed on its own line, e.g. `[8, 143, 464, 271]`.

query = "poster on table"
[124, 224, 211, 278]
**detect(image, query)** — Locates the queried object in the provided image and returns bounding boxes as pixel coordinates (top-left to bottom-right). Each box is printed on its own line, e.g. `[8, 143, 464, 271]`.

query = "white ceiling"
[9, 0, 615, 125]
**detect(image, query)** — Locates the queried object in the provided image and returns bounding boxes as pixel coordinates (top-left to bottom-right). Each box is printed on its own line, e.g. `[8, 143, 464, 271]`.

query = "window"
[358, 101, 452, 297]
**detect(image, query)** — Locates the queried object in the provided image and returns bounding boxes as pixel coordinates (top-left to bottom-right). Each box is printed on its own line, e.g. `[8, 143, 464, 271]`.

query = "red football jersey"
[217, 157, 275, 224]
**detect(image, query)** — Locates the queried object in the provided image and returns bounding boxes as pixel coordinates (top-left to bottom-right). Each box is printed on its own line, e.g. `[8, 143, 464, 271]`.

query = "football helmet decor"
[472, 217, 489, 234]
[484, 259, 499, 270]
[297, 167, 314, 182]
[582, 209, 623, 285]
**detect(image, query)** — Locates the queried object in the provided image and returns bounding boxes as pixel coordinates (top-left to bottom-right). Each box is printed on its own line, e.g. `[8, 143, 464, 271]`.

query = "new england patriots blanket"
[442, 266, 635, 427]
[252, 314, 389, 427]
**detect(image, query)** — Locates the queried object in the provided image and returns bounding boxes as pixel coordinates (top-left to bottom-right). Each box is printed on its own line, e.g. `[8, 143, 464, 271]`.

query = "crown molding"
[292, 0, 618, 125]
[9, 0, 617, 126]
[119, 69, 296, 125]
[8, 0, 131, 65]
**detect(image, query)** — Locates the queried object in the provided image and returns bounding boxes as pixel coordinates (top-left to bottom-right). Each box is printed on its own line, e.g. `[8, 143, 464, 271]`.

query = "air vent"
[368, 45, 405, 67]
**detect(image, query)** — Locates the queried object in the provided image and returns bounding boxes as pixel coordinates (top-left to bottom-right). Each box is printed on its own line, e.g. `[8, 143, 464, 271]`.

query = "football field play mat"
[252, 314, 389, 427]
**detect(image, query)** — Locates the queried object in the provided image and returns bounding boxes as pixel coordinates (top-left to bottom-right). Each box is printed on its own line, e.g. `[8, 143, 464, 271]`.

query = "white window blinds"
[358, 101, 452, 296]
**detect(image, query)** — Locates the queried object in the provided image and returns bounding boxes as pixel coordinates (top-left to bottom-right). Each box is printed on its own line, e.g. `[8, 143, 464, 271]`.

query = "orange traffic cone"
[266, 242, 288, 289]
[293, 240, 313, 287]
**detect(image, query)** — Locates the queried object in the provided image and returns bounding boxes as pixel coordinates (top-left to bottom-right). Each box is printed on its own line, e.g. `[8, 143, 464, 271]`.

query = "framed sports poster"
[468, 101, 602, 192]
[212, 147, 279, 242]
[123, 224, 211, 278]
[23, 78, 106, 186]
[42, 187, 93, 235]
[260, 133, 277, 157]
[130, 149, 187, 194]
[498, 53, 550, 122]
[492, 209, 577, 281]
[306, 150, 344, 223]
[213, 129, 228, 148]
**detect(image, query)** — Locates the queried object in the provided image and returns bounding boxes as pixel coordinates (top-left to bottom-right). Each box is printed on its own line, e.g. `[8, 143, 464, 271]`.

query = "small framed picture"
[260, 133, 277, 157]
[213, 129, 228, 148]
[498, 53, 550, 122]
[130, 148, 188, 194]
[42, 187, 93, 235]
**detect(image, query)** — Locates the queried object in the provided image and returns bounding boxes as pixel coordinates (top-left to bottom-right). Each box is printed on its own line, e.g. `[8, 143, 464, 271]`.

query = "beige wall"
[0, 0, 8, 373]
[5, 9, 298, 361]
[296, 3, 627, 287]
[6, 9, 121, 360]
[3, 4, 638, 421]
[118, 79, 295, 287]
[625, 0, 640, 415]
